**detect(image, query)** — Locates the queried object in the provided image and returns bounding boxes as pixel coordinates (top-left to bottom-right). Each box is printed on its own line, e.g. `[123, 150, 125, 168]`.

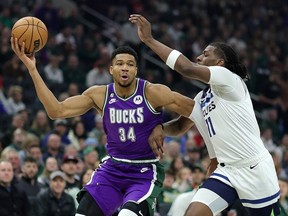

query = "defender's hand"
[148, 124, 165, 159]
[129, 14, 153, 43]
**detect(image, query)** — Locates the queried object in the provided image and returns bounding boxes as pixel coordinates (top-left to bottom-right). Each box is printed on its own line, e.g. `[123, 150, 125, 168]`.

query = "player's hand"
[129, 14, 153, 43]
[10, 37, 36, 71]
[148, 124, 165, 159]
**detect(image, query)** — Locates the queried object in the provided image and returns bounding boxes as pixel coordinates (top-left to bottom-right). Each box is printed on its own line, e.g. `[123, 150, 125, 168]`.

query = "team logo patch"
[133, 95, 143, 105]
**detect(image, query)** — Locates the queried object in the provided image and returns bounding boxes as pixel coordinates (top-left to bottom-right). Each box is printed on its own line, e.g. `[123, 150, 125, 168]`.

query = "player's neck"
[115, 80, 137, 99]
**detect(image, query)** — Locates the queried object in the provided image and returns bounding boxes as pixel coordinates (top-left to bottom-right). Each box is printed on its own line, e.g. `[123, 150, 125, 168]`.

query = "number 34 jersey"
[102, 78, 162, 160]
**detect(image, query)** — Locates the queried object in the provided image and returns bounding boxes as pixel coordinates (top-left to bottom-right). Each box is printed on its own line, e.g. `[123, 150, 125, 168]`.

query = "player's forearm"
[29, 68, 61, 119]
[163, 116, 193, 137]
[144, 38, 195, 79]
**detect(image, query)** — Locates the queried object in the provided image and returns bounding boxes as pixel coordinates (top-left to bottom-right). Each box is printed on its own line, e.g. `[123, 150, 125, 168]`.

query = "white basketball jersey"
[189, 66, 266, 164]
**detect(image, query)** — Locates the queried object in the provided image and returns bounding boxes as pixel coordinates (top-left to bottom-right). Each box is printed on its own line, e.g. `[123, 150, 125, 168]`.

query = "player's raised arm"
[10, 37, 100, 119]
[129, 14, 211, 83]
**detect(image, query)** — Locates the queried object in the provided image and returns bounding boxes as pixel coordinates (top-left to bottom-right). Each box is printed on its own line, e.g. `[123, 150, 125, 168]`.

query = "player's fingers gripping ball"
[11, 16, 48, 54]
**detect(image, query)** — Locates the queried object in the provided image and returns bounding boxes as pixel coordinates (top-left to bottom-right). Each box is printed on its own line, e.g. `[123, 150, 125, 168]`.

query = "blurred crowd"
[0, 0, 288, 215]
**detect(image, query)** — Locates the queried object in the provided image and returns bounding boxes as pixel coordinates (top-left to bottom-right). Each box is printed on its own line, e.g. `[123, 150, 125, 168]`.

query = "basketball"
[11, 16, 48, 54]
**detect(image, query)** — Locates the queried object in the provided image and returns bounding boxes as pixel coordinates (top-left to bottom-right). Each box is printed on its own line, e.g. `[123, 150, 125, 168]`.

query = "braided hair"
[210, 42, 249, 80]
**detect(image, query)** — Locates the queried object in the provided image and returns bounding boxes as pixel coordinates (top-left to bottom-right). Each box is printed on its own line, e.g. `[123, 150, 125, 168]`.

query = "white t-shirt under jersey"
[189, 66, 266, 164]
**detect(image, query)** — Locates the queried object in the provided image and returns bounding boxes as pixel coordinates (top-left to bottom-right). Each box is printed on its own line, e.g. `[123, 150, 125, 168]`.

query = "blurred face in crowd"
[50, 176, 66, 198]
[45, 157, 59, 172]
[6, 151, 21, 172]
[0, 161, 14, 186]
[82, 168, 94, 186]
[29, 146, 42, 162]
[279, 179, 288, 199]
[61, 161, 77, 177]
[22, 161, 38, 179]
[47, 134, 61, 150]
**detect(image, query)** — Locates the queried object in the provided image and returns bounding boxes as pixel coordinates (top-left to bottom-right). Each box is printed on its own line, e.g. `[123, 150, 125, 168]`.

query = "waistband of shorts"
[219, 150, 270, 168]
[102, 155, 159, 164]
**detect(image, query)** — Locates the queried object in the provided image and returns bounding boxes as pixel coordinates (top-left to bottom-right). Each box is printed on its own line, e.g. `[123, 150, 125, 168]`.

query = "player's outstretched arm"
[129, 14, 210, 83]
[10, 37, 98, 119]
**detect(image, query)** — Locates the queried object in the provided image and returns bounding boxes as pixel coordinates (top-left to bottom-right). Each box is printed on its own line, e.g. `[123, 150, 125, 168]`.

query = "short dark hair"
[23, 156, 37, 164]
[111, 46, 138, 63]
[210, 42, 248, 79]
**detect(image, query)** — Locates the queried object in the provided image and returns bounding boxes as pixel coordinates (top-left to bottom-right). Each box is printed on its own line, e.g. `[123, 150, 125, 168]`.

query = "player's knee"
[76, 190, 105, 216]
[184, 202, 213, 216]
[119, 201, 149, 216]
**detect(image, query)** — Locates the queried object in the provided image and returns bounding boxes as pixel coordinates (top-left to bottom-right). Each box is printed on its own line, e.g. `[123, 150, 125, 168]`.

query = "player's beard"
[117, 77, 135, 88]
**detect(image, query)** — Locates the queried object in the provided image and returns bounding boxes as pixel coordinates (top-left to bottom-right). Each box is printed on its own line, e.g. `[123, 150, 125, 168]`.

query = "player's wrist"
[166, 50, 182, 70]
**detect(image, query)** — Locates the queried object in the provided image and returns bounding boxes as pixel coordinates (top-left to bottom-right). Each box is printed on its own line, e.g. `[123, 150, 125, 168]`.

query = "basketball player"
[129, 14, 280, 216]
[10, 39, 195, 216]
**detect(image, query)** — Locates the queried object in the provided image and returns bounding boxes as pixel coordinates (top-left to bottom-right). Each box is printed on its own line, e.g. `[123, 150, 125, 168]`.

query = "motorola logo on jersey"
[133, 95, 143, 105]
[109, 107, 144, 124]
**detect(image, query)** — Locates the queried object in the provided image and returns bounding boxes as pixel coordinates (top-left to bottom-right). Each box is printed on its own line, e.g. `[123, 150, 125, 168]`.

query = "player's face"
[110, 53, 137, 88]
[196, 45, 223, 66]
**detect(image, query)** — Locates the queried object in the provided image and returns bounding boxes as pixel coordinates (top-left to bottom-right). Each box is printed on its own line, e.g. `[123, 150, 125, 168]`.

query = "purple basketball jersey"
[103, 78, 162, 159]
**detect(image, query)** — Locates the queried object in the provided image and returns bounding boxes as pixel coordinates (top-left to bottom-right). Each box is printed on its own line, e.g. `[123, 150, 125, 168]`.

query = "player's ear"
[109, 65, 113, 75]
[216, 59, 224, 66]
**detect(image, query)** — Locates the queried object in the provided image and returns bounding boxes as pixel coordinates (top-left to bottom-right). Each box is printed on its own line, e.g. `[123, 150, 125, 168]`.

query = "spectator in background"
[278, 177, 288, 216]
[172, 166, 193, 193]
[67, 82, 81, 97]
[17, 156, 41, 216]
[0, 147, 22, 181]
[82, 146, 100, 170]
[157, 169, 179, 216]
[86, 60, 112, 87]
[38, 156, 59, 189]
[0, 85, 26, 115]
[28, 145, 44, 176]
[88, 113, 104, 141]
[2, 112, 25, 146]
[261, 127, 282, 157]
[95, 131, 107, 161]
[41, 119, 70, 148]
[0, 160, 30, 216]
[61, 154, 81, 207]
[34, 0, 61, 34]
[80, 168, 94, 187]
[8, 128, 26, 151]
[18, 132, 40, 163]
[30, 110, 52, 140]
[42, 53, 65, 99]
[55, 26, 77, 53]
[67, 119, 87, 151]
[35, 170, 76, 216]
[42, 133, 64, 163]
[62, 54, 86, 89]
[1, 55, 26, 86]
[169, 155, 185, 176]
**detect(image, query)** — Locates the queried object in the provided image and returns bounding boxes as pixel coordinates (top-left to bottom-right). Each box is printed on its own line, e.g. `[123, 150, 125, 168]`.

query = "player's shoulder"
[82, 85, 107, 97]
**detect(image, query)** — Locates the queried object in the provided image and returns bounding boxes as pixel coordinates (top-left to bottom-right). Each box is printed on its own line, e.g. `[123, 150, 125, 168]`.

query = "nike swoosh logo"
[250, 163, 258, 169]
[140, 167, 149, 173]
[139, 210, 143, 216]
[109, 99, 117, 104]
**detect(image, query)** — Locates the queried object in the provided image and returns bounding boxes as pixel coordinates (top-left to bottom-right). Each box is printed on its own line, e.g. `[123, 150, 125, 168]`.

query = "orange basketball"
[11, 16, 48, 54]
